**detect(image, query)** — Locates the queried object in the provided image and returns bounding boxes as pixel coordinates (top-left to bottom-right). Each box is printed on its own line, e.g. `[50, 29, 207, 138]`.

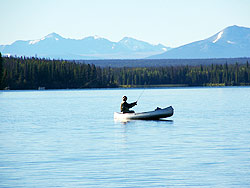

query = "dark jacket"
[120, 101, 137, 113]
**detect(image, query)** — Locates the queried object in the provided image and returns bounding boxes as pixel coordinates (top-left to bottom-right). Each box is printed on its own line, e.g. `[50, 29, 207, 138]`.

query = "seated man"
[120, 96, 137, 113]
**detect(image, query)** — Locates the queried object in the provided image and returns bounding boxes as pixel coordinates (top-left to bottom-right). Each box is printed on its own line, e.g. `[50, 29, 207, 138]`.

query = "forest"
[0, 54, 250, 90]
[83, 57, 250, 67]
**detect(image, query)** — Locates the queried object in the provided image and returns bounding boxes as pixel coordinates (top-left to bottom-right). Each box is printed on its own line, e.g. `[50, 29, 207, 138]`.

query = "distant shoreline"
[2, 84, 250, 91]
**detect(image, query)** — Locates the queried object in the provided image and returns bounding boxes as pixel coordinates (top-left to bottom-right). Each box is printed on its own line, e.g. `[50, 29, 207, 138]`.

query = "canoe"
[114, 106, 174, 121]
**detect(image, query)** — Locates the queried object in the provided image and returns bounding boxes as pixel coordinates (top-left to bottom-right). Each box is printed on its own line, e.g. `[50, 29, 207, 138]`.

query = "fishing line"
[136, 87, 146, 102]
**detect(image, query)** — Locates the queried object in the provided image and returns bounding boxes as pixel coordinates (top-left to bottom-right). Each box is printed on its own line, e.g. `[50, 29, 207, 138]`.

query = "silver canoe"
[114, 106, 174, 121]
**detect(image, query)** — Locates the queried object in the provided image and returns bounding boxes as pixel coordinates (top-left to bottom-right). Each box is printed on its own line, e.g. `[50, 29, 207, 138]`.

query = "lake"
[0, 87, 250, 187]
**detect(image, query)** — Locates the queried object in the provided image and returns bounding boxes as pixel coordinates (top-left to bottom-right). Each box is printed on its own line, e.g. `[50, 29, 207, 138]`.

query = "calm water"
[0, 87, 250, 188]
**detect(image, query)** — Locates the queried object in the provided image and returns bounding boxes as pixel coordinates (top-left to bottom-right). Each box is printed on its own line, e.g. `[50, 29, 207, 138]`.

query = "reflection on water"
[116, 119, 174, 125]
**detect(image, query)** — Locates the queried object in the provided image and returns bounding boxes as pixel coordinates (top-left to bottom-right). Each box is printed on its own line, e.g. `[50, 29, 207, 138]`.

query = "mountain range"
[1, 25, 250, 59]
[150, 25, 250, 59]
[0, 34, 169, 59]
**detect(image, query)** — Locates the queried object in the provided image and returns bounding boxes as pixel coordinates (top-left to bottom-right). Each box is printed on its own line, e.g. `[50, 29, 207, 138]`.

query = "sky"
[1, 0, 250, 47]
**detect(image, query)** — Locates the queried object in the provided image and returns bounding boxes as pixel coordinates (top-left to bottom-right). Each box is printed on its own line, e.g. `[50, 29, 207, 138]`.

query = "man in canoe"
[121, 96, 137, 113]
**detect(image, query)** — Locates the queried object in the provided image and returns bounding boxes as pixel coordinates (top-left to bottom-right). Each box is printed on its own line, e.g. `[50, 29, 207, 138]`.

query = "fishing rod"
[136, 87, 146, 102]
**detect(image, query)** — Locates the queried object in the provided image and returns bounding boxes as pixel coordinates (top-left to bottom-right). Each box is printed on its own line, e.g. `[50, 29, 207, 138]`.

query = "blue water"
[0, 87, 250, 187]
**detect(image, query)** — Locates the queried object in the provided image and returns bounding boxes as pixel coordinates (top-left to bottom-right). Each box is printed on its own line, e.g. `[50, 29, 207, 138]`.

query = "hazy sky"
[1, 0, 250, 47]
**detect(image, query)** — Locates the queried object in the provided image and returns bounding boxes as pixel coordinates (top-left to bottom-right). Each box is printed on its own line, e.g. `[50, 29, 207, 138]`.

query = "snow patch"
[29, 37, 46, 45]
[94, 35, 101, 39]
[29, 39, 40, 45]
[227, 40, 235, 44]
[162, 48, 167, 51]
[213, 31, 223, 43]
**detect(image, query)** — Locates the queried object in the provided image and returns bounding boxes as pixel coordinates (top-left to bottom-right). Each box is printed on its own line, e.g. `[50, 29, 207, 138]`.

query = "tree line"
[0, 54, 250, 90]
[113, 62, 250, 86]
[83, 58, 250, 67]
[0, 55, 116, 89]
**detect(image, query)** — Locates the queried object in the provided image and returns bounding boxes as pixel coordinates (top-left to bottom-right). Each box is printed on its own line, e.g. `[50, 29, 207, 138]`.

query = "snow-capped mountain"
[150, 25, 250, 59]
[117, 37, 170, 52]
[0, 33, 169, 59]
